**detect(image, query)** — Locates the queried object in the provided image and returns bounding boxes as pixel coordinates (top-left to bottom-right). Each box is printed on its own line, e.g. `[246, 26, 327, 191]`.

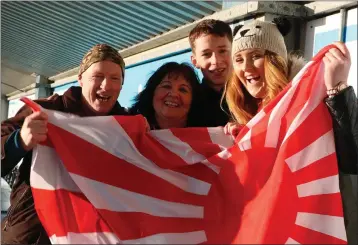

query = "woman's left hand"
[323, 41, 351, 90]
[224, 122, 243, 140]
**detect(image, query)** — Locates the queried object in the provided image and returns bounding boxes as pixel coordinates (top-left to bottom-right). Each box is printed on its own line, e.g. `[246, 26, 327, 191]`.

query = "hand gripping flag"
[27, 45, 347, 244]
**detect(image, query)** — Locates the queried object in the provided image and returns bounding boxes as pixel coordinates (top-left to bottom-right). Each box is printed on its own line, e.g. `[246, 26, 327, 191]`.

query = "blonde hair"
[223, 51, 289, 125]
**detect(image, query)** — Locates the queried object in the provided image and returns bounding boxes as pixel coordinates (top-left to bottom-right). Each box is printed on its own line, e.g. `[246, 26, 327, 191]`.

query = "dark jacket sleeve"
[1, 95, 64, 177]
[1, 130, 28, 177]
[325, 86, 358, 174]
[1, 105, 33, 177]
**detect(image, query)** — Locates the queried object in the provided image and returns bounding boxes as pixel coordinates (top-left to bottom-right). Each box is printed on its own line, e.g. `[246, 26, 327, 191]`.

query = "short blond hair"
[79, 44, 125, 80]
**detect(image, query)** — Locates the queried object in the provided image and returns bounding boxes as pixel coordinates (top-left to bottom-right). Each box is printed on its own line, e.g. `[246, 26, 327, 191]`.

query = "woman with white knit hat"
[224, 17, 357, 244]
[225, 17, 354, 125]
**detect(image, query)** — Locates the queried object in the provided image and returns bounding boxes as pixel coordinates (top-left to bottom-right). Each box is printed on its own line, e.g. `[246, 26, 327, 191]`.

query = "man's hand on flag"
[20, 111, 48, 151]
[1, 123, 15, 136]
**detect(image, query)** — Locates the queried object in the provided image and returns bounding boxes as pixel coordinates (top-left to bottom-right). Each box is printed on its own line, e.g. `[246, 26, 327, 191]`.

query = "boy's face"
[191, 34, 232, 91]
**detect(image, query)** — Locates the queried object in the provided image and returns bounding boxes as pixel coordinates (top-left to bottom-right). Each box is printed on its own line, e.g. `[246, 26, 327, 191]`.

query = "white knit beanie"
[232, 20, 288, 62]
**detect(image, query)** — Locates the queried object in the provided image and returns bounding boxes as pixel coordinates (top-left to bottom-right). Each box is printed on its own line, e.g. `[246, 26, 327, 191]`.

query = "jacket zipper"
[3, 188, 29, 231]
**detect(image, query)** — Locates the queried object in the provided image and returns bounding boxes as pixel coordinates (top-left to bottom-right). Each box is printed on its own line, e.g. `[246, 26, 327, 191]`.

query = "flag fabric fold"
[29, 45, 347, 244]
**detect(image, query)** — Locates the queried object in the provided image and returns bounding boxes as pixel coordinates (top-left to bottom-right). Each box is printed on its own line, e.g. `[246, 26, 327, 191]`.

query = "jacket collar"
[61, 86, 127, 117]
[201, 78, 224, 97]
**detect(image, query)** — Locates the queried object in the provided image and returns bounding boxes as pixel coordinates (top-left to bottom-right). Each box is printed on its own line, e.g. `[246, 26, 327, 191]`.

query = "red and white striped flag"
[27, 45, 347, 244]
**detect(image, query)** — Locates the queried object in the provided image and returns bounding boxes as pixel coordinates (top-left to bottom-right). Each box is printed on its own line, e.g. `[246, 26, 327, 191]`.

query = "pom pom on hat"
[272, 17, 292, 36]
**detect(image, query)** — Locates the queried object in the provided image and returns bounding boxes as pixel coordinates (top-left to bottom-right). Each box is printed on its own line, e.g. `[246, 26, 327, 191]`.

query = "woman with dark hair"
[129, 62, 202, 129]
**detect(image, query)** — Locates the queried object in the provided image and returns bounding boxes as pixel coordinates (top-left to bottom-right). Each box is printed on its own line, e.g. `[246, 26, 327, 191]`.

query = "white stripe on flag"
[122, 230, 207, 244]
[285, 130, 335, 172]
[71, 173, 204, 218]
[50, 232, 120, 244]
[150, 130, 207, 164]
[282, 62, 326, 144]
[297, 175, 340, 197]
[264, 62, 312, 148]
[200, 149, 231, 175]
[246, 109, 266, 129]
[31, 144, 80, 192]
[46, 113, 211, 196]
[285, 237, 301, 244]
[238, 129, 251, 151]
[207, 127, 234, 149]
[217, 149, 231, 160]
[201, 159, 221, 174]
[295, 212, 347, 241]
[50, 230, 207, 244]
[291, 61, 314, 86]
[32, 144, 204, 218]
[150, 129, 223, 176]
[238, 110, 266, 151]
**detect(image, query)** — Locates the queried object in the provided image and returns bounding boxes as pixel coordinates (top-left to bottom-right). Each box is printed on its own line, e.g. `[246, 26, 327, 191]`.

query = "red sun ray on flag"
[23, 45, 347, 244]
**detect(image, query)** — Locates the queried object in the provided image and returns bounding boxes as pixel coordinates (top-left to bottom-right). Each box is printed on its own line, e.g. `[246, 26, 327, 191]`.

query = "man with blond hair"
[1, 44, 128, 244]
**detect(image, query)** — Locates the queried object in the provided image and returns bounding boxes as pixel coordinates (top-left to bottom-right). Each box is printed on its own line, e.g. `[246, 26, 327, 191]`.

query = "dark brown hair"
[129, 62, 202, 128]
[189, 19, 233, 52]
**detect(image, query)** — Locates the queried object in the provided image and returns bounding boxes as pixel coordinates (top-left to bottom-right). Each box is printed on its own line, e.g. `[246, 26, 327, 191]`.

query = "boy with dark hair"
[189, 19, 233, 127]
